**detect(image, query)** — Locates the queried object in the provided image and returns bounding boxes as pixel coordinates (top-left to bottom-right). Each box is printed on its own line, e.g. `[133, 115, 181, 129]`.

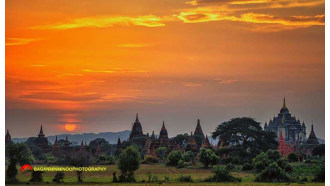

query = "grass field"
[6, 164, 325, 185]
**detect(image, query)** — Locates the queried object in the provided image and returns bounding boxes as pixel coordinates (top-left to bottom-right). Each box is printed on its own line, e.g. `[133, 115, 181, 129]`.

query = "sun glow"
[64, 124, 77, 132]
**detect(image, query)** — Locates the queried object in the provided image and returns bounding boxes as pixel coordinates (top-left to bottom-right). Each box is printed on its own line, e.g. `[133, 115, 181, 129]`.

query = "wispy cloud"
[83, 68, 149, 74]
[117, 43, 151, 48]
[184, 83, 203, 87]
[214, 78, 237, 84]
[29, 64, 47, 67]
[6, 38, 40, 46]
[30, 15, 165, 30]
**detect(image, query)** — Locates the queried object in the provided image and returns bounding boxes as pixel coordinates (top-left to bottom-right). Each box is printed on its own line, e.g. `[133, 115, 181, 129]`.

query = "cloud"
[117, 43, 151, 48]
[185, 0, 324, 7]
[214, 78, 237, 84]
[83, 68, 149, 74]
[177, 9, 324, 31]
[5, 38, 40, 46]
[19, 91, 102, 102]
[184, 83, 203, 87]
[30, 15, 165, 30]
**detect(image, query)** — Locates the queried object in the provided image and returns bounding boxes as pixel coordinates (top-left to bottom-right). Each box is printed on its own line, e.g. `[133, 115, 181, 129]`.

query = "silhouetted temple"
[194, 119, 205, 138]
[52, 136, 60, 152]
[116, 137, 122, 156]
[129, 114, 144, 140]
[186, 132, 198, 151]
[307, 124, 319, 145]
[201, 135, 212, 149]
[35, 125, 51, 152]
[264, 98, 307, 144]
[5, 129, 11, 145]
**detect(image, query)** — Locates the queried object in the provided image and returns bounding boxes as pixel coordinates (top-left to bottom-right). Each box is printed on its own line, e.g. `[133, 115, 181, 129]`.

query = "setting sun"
[64, 124, 77, 132]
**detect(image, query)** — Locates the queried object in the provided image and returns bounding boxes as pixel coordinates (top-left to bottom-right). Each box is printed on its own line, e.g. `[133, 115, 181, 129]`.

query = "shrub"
[313, 165, 325, 182]
[253, 152, 269, 173]
[108, 155, 115, 165]
[143, 155, 158, 164]
[167, 150, 182, 166]
[226, 163, 235, 170]
[118, 146, 141, 182]
[305, 159, 312, 164]
[199, 148, 220, 168]
[287, 152, 298, 162]
[52, 172, 64, 183]
[182, 151, 194, 162]
[177, 159, 185, 168]
[255, 162, 290, 182]
[242, 162, 254, 171]
[277, 158, 292, 173]
[205, 166, 241, 182]
[266, 150, 282, 162]
[178, 175, 193, 182]
[30, 171, 43, 182]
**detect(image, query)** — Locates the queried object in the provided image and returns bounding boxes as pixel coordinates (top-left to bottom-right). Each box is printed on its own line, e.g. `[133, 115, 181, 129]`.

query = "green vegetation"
[118, 145, 141, 182]
[198, 148, 219, 168]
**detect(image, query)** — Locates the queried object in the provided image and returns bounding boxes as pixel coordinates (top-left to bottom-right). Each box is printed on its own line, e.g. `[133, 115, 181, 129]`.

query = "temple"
[129, 113, 144, 140]
[264, 98, 307, 144]
[5, 129, 11, 145]
[35, 125, 51, 152]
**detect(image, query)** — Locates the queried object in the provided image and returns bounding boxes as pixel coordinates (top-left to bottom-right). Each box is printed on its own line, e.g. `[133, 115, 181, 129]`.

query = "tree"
[118, 146, 141, 182]
[212, 117, 278, 160]
[89, 138, 115, 155]
[312, 144, 325, 157]
[182, 151, 195, 162]
[266, 150, 282, 162]
[198, 148, 220, 168]
[156, 147, 167, 163]
[171, 133, 189, 145]
[6, 143, 33, 183]
[60, 151, 91, 182]
[287, 152, 298, 162]
[167, 150, 182, 166]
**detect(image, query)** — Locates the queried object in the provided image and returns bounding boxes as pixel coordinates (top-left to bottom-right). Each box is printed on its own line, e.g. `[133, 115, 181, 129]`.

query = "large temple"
[264, 98, 307, 144]
[265, 98, 321, 157]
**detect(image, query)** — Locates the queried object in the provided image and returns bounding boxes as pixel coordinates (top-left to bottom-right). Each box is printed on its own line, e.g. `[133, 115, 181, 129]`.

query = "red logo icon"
[20, 164, 33, 172]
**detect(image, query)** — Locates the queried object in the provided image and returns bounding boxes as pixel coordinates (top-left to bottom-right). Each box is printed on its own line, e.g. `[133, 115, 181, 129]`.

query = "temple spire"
[136, 113, 139, 122]
[283, 97, 286, 108]
[38, 125, 45, 137]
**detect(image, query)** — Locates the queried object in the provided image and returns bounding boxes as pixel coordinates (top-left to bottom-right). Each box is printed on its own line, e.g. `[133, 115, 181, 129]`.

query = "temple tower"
[129, 113, 144, 140]
[5, 129, 11, 145]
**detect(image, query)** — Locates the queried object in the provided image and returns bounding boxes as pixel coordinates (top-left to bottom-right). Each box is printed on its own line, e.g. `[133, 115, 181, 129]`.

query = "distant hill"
[318, 138, 325, 144]
[12, 130, 131, 145]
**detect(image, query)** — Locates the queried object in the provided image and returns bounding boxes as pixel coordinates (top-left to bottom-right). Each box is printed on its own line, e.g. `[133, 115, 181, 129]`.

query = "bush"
[277, 158, 292, 172]
[255, 162, 290, 182]
[313, 165, 325, 182]
[118, 146, 141, 182]
[143, 155, 159, 164]
[226, 163, 235, 170]
[52, 172, 64, 183]
[108, 155, 115, 165]
[199, 148, 220, 168]
[253, 152, 269, 173]
[177, 159, 185, 168]
[182, 151, 194, 162]
[30, 171, 43, 182]
[167, 150, 182, 166]
[287, 152, 298, 162]
[205, 166, 241, 182]
[266, 150, 282, 162]
[242, 162, 254, 171]
[178, 175, 193, 182]
[305, 159, 312, 164]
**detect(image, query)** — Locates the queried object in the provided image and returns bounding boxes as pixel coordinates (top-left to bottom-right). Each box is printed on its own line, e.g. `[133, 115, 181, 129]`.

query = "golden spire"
[282, 97, 286, 108]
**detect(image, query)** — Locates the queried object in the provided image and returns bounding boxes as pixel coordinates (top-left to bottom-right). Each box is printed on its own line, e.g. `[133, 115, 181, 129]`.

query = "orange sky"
[6, 0, 325, 139]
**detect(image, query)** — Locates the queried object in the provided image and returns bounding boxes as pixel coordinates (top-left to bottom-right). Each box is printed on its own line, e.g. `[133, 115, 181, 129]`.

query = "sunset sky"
[6, 0, 325, 139]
